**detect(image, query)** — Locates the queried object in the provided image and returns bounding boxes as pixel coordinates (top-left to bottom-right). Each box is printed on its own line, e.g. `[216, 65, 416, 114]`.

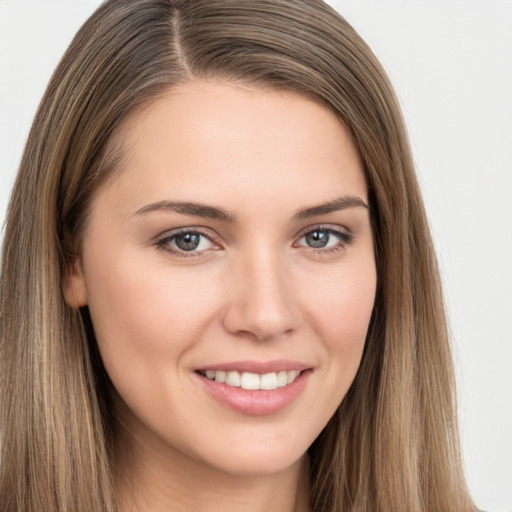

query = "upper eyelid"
[294, 223, 352, 239]
[156, 226, 218, 242]
[156, 223, 349, 236]
[155, 227, 220, 252]
[295, 227, 353, 244]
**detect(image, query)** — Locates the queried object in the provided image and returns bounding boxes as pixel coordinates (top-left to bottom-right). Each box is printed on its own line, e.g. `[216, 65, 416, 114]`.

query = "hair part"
[1, 1, 476, 511]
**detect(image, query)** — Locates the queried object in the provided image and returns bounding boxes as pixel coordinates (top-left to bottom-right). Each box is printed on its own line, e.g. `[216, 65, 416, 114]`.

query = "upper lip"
[197, 359, 312, 374]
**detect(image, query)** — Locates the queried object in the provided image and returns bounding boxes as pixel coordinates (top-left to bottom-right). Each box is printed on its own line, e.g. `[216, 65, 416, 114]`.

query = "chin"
[206, 450, 306, 478]
[186, 430, 313, 478]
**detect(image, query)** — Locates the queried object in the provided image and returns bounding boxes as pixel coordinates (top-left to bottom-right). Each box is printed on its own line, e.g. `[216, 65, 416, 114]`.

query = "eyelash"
[156, 225, 354, 258]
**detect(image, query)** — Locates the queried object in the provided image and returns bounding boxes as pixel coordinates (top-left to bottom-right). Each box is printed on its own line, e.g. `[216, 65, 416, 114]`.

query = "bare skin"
[65, 80, 376, 512]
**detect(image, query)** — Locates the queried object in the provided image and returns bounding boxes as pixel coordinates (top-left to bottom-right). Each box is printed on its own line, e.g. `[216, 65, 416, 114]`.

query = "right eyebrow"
[133, 200, 237, 223]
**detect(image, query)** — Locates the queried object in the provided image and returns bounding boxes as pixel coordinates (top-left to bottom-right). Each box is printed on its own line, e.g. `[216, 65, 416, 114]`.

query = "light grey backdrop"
[1, 1, 511, 511]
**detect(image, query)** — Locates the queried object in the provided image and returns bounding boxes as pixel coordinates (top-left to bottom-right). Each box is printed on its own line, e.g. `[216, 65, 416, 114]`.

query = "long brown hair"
[0, 1, 476, 511]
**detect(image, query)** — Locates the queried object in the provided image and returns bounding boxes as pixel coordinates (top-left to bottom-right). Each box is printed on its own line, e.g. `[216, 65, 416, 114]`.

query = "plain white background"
[1, 1, 511, 511]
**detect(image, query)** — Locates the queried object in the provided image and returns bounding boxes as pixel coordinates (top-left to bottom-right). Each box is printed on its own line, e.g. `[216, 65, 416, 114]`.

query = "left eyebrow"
[293, 195, 370, 220]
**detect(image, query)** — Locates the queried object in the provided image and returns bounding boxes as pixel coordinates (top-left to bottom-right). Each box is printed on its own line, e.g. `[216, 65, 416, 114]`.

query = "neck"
[114, 421, 311, 512]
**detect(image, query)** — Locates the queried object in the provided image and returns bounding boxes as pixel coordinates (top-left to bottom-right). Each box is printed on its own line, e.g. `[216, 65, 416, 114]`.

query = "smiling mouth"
[196, 369, 302, 391]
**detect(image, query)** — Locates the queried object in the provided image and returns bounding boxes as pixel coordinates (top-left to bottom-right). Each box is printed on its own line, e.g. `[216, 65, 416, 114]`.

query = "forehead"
[95, 80, 367, 217]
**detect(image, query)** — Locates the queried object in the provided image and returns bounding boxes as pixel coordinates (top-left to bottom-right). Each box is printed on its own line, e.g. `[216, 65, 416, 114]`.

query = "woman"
[0, 0, 477, 511]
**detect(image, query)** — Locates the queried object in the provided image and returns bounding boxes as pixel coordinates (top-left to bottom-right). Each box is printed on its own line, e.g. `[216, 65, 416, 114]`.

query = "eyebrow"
[293, 195, 370, 220]
[134, 195, 369, 222]
[134, 200, 237, 222]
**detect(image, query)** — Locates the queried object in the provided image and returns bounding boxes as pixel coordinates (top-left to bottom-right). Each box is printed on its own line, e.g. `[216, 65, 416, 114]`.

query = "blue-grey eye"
[304, 230, 330, 248]
[296, 227, 352, 251]
[158, 230, 217, 254]
[174, 232, 201, 251]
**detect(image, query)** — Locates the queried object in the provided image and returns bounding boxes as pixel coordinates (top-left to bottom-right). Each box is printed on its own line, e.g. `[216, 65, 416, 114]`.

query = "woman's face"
[67, 81, 376, 477]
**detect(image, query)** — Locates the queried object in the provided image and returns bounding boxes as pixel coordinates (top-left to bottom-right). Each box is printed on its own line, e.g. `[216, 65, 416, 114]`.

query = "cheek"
[86, 252, 214, 335]
[301, 259, 376, 393]
[288, 261, 376, 444]
[305, 261, 376, 345]
[82, 249, 224, 386]
[82, 255, 227, 427]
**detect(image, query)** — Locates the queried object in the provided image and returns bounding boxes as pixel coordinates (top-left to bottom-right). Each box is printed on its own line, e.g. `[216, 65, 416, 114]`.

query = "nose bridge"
[222, 241, 301, 341]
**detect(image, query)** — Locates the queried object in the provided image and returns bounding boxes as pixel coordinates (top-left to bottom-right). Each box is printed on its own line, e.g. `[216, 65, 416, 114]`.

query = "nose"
[221, 247, 302, 342]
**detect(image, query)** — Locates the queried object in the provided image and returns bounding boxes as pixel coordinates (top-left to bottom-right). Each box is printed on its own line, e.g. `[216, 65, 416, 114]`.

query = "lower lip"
[196, 370, 311, 415]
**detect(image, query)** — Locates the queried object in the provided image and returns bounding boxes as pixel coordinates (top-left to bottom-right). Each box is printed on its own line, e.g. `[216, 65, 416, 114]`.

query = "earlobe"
[63, 259, 88, 309]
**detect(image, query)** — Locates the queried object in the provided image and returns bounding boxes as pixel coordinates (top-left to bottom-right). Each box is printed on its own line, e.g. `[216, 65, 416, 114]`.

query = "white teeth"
[260, 372, 278, 390]
[287, 370, 299, 383]
[277, 370, 288, 387]
[203, 369, 302, 389]
[240, 372, 260, 390]
[225, 371, 241, 387]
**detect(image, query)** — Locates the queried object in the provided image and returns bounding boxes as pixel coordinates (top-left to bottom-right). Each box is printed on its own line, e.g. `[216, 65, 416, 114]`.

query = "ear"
[63, 258, 88, 309]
